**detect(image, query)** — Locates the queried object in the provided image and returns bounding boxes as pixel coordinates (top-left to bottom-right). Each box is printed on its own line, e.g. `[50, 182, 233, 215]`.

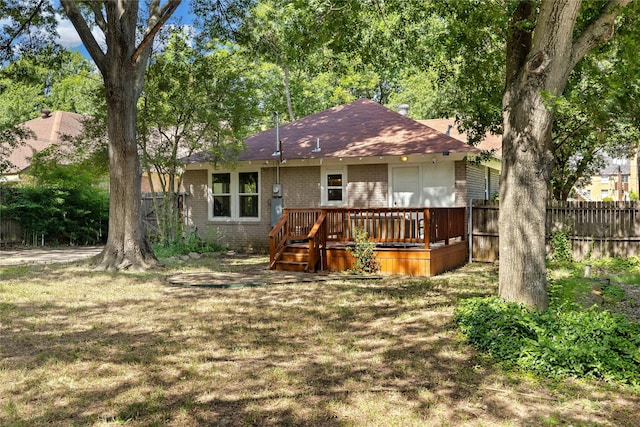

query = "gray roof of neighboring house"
[185, 99, 478, 163]
[599, 157, 630, 175]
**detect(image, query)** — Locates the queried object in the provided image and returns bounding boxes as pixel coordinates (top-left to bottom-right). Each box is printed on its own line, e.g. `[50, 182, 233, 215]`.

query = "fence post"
[468, 201, 473, 263]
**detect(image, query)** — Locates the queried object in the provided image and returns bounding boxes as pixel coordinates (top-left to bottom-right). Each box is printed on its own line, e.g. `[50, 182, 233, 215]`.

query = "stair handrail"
[269, 212, 289, 269]
[306, 211, 327, 272]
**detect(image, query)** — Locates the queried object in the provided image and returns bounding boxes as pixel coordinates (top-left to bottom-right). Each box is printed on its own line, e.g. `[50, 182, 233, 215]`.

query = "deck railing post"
[424, 208, 430, 249]
[445, 208, 450, 245]
[269, 235, 275, 266]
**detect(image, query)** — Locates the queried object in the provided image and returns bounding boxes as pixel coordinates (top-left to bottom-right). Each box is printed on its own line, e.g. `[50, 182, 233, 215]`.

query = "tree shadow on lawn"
[1, 263, 639, 426]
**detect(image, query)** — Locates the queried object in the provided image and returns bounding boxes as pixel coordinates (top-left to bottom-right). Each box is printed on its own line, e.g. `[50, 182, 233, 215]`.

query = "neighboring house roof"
[572, 187, 593, 201]
[185, 99, 479, 163]
[419, 118, 502, 158]
[5, 110, 85, 174]
[599, 157, 630, 175]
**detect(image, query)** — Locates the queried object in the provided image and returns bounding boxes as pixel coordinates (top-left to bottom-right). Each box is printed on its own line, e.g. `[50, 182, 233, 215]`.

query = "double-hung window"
[210, 171, 260, 220]
[327, 174, 343, 202]
[239, 172, 259, 217]
[212, 173, 231, 217]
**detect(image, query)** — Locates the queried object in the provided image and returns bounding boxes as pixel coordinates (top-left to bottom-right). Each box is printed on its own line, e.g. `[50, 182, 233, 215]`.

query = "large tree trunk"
[60, 0, 181, 270]
[97, 63, 158, 271]
[499, 0, 628, 310]
[499, 85, 553, 310]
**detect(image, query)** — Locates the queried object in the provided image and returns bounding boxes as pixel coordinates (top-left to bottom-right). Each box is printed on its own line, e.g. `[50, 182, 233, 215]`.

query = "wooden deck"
[269, 207, 468, 276]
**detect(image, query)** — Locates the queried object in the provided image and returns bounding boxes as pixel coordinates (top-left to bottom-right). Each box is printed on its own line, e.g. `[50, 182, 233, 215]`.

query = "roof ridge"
[49, 110, 64, 144]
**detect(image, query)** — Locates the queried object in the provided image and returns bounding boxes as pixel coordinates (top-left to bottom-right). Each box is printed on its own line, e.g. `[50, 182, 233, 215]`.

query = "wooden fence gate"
[470, 200, 640, 261]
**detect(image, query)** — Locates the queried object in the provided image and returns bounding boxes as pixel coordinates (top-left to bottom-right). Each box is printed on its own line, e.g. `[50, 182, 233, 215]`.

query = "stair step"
[283, 244, 308, 254]
[280, 251, 309, 262]
[275, 261, 308, 272]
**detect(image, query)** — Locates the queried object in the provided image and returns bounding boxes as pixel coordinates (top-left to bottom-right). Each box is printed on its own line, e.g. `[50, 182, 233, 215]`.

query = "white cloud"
[56, 14, 105, 51]
[56, 15, 82, 48]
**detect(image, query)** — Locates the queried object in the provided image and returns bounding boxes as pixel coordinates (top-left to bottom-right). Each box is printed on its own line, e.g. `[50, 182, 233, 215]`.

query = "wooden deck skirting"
[269, 207, 467, 275]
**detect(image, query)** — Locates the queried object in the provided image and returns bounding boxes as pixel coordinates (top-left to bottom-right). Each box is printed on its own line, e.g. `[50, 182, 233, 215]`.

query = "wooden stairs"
[273, 242, 314, 272]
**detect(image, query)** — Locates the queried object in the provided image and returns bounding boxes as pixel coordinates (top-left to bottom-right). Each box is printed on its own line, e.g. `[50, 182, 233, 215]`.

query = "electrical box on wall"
[272, 183, 283, 197]
[271, 197, 283, 226]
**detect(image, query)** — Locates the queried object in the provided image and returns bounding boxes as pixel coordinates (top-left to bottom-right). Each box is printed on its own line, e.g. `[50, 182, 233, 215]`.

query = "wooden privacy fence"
[0, 218, 22, 245]
[470, 200, 640, 261]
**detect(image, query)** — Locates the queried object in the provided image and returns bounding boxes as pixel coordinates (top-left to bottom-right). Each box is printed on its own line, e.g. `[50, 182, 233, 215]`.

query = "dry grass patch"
[0, 254, 638, 426]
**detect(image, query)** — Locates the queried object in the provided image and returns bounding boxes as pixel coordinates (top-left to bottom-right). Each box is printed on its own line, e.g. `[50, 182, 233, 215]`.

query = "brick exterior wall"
[181, 168, 270, 252]
[347, 164, 388, 207]
[182, 169, 209, 236]
[280, 166, 321, 208]
[182, 166, 322, 251]
[183, 161, 496, 250]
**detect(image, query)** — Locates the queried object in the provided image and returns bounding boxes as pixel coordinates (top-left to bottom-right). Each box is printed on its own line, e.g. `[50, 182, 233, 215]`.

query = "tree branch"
[131, 0, 182, 65]
[60, 0, 106, 71]
[505, 0, 533, 86]
[87, 1, 107, 33]
[570, 0, 633, 70]
[551, 119, 589, 154]
[0, 0, 49, 55]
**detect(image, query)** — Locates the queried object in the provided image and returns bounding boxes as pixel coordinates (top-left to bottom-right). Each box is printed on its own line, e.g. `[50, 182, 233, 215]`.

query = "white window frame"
[321, 166, 347, 206]
[208, 168, 261, 221]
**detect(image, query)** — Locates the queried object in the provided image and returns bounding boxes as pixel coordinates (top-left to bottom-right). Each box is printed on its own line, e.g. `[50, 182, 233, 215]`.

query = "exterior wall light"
[400, 155, 408, 162]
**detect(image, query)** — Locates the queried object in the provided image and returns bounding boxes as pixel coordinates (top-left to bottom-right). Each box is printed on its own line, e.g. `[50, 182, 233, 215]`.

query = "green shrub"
[454, 296, 640, 384]
[346, 227, 380, 274]
[602, 285, 626, 303]
[0, 183, 108, 245]
[152, 227, 226, 258]
[550, 229, 573, 262]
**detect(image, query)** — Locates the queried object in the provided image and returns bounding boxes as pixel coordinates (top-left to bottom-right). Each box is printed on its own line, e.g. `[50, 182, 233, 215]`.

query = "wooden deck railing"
[429, 207, 466, 245]
[307, 211, 327, 271]
[324, 207, 427, 244]
[269, 207, 466, 270]
[268, 212, 290, 269]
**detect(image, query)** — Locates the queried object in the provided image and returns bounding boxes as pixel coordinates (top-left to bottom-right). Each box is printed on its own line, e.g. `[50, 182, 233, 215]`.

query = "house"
[182, 99, 500, 265]
[419, 117, 502, 200]
[1, 109, 84, 182]
[574, 155, 638, 201]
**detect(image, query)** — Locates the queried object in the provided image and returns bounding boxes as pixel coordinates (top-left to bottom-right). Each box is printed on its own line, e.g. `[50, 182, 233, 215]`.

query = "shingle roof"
[6, 110, 85, 174]
[600, 157, 630, 175]
[186, 99, 478, 163]
[419, 118, 502, 158]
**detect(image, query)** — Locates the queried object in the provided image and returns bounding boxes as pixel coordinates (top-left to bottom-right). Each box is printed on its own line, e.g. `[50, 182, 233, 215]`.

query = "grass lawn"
[1, 253, 639, 426]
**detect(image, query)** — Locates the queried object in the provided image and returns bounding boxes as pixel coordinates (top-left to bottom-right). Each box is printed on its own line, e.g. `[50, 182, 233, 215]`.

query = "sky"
[55, 1, 194, 53]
